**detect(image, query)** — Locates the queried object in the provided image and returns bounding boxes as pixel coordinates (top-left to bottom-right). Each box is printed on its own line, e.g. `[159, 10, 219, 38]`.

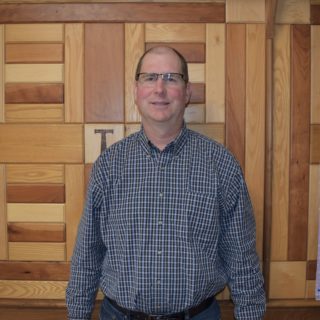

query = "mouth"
[151, 101, 170, 106]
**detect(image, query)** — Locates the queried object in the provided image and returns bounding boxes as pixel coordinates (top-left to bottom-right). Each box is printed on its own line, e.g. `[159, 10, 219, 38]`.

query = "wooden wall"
[0, 0, 319, 318]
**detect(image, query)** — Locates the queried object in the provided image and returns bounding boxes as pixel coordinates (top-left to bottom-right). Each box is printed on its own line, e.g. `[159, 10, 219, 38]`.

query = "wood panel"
[0, 165, 8, 260]
[206, 23, 225, 123]
[288, 24, 310, 261]
[0, 25, 4, 123]
[65, 165, 84, 260]
[187, 123, 224, 145]
[65, 23, 84, 123]
[7, 184, 65, 203]
[145, 23, 206, 43]
[307, 260, 317, 280]
[306, 280, 316, 299]
[276, 0, 310, 24]
[125, 23, 144, 123]
[184, 104, 205, 123]
[5, 104, 64, 123]
[226, 24, 246, 170]
[6, 164, 64, 184]
[311, 26, 320, 123]
[271, 25, 290, 261]
[7, 203, 65, 223]
[5, 43, 64, 63]
[188, 63, 205, 83]
[85, 23, 124, 123]
[189, 83, 205, 104]
[245, 24, 265, 259]
[8, 242, 65, 261]
[0, 3, 225, 23]
[5, 83, 64, 104]
[226, 0, 265, 23]
[8, 223, 65, 242]
[311, 125, 320, 163]
[5, 64, 64, 83]
[0, 124, 83, 163]
[0, 261, 69, 281]
[311, 4, 320, 24]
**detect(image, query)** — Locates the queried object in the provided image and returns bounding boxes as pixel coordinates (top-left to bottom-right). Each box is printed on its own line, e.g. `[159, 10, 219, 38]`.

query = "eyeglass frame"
[135, 72, 187, 85]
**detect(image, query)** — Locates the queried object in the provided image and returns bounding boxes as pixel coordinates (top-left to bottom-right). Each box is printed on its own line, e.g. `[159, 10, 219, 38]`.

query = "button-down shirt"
[66, 126, 266, 320]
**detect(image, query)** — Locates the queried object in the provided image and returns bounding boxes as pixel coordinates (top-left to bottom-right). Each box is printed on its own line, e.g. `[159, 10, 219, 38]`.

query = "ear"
[185, 82, 192, 107]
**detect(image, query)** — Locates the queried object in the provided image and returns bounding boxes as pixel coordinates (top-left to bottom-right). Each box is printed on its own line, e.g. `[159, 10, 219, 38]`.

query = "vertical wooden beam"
[0, 165, 8, 260]
[311, 25, 320, 124]
[0, 25, 4, 123]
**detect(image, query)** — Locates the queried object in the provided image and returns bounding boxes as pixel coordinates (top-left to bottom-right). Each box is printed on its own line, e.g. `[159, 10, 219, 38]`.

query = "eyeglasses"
[135, 73, 186, 86]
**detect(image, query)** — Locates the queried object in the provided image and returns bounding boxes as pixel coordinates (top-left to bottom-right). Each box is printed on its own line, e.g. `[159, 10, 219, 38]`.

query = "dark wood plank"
[146, 43, 206, 63]
[0, 262, 69, 280]
[310, 124, 320, 164]
[0, 3, 225, 23]
[6, 43, 64, 63]
[190, 83, 205, 104]
[7, 184, 65, 203]
[85, 24, 124, 123]
[288, 25, 311, 261]
[311, 5, 320, 25]
[226, 24, 246, 170]
[5, 83, 64, 104]
[8, 223, 65, 242]
[307, 260, 317, 280]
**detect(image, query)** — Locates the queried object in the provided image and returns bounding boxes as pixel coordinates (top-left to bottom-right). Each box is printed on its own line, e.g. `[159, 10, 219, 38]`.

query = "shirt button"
[158, 221, 163, 225]
[157, 250, 162, 255]
[159, 192, 163, 197]
[156, 280, 161, 285]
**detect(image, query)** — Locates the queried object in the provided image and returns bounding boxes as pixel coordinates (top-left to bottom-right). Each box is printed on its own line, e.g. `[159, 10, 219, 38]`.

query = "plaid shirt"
[66, 126, 266, 320]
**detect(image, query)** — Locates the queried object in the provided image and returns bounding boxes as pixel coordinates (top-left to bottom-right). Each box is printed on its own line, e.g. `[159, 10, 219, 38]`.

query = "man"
[66, 46, 266, 320]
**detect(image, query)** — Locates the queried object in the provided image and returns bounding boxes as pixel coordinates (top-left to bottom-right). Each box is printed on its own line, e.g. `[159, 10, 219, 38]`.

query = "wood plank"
[306, 260, 317, 280]
[145, 23, 206, 43]
[276, 0, 310, 24]
[226, 24, 246, 170]
[306, 280, 316, 299]
[311, 125, 320, 163]
[190, 83, 205, 104]
[65, 23, 84, 123]
[311, 26, 320, 123]
[7, 164, 64, 184]
[7, 203, 65, 223]
[7, 184, 65, 203]
[0, 261, 70, 281]
[184, 104, 205, 123]
[125, 23, 144, 123]
[245, 24, 265, 259]
[0, 25, 4, 123]
[0, 280, 67, 299]
[311, 4, 320, 24]
[288, 24, 310, 261]
[5, 24, 64, 42]
[0, 3, 225, 23]
[8, 223, 65, 242]
[5, 64, 64, 83]
[308, 165, 320, 260]
[8, 242, 65, 261]
[271, 25, 290, 261]
[5, 43, 64, 63]
[206, 23, 225, 123]
[146, 43, 205, 63]
[226, 0, 265, 23]
[5, 104, 64, 123]
[5, 83, 64, 104]
[0, 124, 83, 163]
[0, 165, 8, 260]
[187, 123, 225, 145]
[65, 165, 84, 260]
[85, 24, 124, 123]
[188, 63, 205, 83]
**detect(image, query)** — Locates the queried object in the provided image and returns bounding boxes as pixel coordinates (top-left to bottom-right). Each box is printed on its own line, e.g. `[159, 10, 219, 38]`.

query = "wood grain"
[189, 83, 205, 104]
[0, 165, 8, 260]
[306, 260, 317, 280]
[188, 63, 205, 83]
[276, 0, 310, 24]
[311, 4, 320, 24]
[5, 83, 64, 104]
[0, 3, 225, 23]
[85, 24, 124, 123]
[206, 23, 225, 123]
[0, 124, 83, 163]
[8, 223, 65, 242]
[65, 23, 84, 123]
[7, 184, 65, 203]
[184, 104, 205, 123]
[0, 25, 4, 123]
[226, 0, 265, 23]
[5, 43, 64, 63]
[226, 24, 246, 170]
[311, 26, 320, 124]
[7, 203, 65, 223]
[311, 125, 320, 163]
[0, 261, 70, 281]
[187, 123, 224, 145]
[288, 24, 310, 261]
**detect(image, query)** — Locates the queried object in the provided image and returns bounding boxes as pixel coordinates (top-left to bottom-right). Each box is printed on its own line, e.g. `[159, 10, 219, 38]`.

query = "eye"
[142, 73, 157, 82]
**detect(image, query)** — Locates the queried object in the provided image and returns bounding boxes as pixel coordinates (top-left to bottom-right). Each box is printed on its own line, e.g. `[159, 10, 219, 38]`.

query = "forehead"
[140, 50, 182, 72]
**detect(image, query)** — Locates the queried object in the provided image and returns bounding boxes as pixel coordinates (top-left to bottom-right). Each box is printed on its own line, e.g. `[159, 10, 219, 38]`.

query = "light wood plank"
[271, 25, 290, 261]
[145, 23, 206, 43]
[125, 124, 141, 137]
[5, 104, 64, 123]
[125, 23, 144, 123]
[269, 261, 307, 299]
[184, 104, 205, 123]
[7, 203, 65, 223]
[5, 64, 64, 83]
[8, 242, 65, 261]
[311, 26, 320, 124]
[0, 165, 8, 260]
[5, 24, 64, 42]
[65, 165, 84, 260]
[206, 23, 225, 123]
[245, 24, 265, 260]
[0, 124, 83, 163]
[0, 280, 67, 299]
[226, 0, 265, 23]
[65, 23, 84, 123]
[276, 0, 310, 24]
[0, 25, 4, 123]
[306, 280, 316, 299]
[187, 123, 224, 145]
[188, 63, 205, 83]
[7, 164, 64, 184]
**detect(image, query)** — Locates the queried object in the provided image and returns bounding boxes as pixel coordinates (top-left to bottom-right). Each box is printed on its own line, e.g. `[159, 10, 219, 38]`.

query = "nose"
[153, 77, 166, 93]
